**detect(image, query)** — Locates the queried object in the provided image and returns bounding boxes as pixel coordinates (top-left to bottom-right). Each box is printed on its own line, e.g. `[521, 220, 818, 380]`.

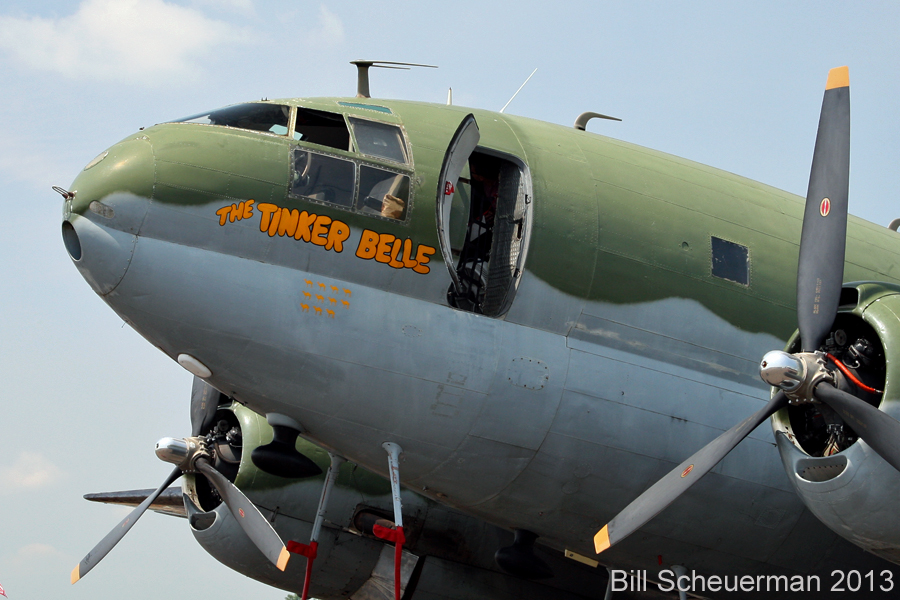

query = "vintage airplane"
[58, 63, 900, 598]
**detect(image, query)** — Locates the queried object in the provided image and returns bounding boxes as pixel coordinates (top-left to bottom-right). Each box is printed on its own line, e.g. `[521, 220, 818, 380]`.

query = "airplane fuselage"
[63, 97, 900, 592]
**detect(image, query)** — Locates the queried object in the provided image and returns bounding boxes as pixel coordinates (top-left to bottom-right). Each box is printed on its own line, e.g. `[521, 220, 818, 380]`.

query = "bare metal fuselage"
[63, 97, 900, 589]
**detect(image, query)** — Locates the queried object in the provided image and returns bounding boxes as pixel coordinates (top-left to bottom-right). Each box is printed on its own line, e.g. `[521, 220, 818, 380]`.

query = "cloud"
[190, 0, 255, 15]
[0, 452, 64, 491]
[306, 5, 344, 48]
[0, 0, 244, 85]
[13, 543, 66, 562]
[9, 543, 70, 573]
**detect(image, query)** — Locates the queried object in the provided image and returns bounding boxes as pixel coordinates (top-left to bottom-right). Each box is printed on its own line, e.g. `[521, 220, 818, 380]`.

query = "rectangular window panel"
[711, 236, 749, 285]
[291, 149, 356, 208]
[293, 107, 351, 151]
[357, 165, 410, 221]
[350, 118, 408, 164]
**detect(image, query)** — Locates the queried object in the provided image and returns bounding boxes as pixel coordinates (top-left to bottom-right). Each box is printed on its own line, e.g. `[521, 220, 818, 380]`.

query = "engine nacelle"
[182, 402, 608, 599]
[772, 282, 900, 563]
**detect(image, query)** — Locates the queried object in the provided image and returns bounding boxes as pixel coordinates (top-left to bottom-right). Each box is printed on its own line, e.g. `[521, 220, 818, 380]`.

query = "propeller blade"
[594, 391, 787, 554]
[814, 383, 900, 473]
[190, 376, 222, 437]
[72, 466, 182, 584]
[797, 66, 851, 352]
[194, 457, 290, 571]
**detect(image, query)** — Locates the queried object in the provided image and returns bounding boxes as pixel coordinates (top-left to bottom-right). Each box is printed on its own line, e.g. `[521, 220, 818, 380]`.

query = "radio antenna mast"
[351, 60, 437, 98]
[500, 68, 538, 113]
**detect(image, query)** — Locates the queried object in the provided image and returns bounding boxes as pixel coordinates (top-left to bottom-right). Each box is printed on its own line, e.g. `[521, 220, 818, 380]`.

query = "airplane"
[57, 62, 900, 598]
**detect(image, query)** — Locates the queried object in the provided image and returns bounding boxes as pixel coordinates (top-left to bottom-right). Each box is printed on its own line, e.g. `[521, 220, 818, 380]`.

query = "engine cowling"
[772, 282, 900, 563]
[183, 402, 609, 599]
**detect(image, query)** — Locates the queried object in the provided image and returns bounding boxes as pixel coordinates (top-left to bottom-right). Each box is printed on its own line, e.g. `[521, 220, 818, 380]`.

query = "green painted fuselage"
[64, 96, 900, 593]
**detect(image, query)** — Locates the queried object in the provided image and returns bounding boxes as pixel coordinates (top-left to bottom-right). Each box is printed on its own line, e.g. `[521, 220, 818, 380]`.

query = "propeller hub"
[760, 351, 833, 404]
[155, 436, 208, 471]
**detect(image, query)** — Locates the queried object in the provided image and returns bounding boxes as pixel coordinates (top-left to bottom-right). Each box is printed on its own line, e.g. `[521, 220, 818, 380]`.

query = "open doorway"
[446, 150, 531, 317]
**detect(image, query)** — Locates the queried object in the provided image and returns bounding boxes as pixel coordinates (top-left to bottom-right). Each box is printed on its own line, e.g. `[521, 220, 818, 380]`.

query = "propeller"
[72, 376, 289, 583]
[595, 66, 900, 555]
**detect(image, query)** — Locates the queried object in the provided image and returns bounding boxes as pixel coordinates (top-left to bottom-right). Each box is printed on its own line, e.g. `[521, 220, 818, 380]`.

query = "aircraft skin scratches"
[61, 87, 900, 598]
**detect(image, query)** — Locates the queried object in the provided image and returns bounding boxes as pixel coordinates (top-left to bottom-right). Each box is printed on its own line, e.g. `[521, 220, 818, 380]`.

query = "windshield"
[173, 103, 291, 135]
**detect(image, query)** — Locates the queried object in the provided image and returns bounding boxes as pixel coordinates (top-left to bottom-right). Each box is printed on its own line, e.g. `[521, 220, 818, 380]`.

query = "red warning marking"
[444, 181, 455, 195]
[681, 464, 695, 478]
[239, 508, 245, 518]
[820, 197, 831, 217]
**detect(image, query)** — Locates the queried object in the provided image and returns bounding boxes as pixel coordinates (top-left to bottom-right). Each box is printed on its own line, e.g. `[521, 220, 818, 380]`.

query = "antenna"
[447, 87, 453, 105]
[351, 60, 437, 98]
[500, 68, 537, 113]
[574, 111, 622, 130]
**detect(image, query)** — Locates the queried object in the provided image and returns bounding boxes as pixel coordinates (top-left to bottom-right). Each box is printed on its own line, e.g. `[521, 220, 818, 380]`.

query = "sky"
[1, 1, 899, 598]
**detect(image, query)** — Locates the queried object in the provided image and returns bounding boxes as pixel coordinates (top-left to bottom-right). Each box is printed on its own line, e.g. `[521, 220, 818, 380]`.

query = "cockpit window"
[289, 148, 411, 222]
[294, 107, 352, 151]
[349, 118, 408, 164]
[291, 150, 356, 208]
[357, 166, 409, 220]
[175, 103, 291, 135]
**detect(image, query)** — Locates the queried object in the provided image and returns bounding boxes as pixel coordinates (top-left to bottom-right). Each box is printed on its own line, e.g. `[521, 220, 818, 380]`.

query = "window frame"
[710, 235, 751, 287]
[347, 115, 414, 168]
[288, 143, 415, 225]
[171, 102, 297, 140]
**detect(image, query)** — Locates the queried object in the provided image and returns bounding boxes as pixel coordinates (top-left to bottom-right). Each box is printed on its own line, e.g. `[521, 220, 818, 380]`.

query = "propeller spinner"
[595, 67, 900, 555]
[72, 377, 290, 583]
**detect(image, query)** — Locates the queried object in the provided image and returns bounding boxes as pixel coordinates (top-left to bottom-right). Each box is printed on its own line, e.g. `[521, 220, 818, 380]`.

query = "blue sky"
[1, 1, 899, 598]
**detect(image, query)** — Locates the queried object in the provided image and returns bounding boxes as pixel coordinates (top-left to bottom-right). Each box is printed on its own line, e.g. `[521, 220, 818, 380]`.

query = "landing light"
[177, 354, 212, 378]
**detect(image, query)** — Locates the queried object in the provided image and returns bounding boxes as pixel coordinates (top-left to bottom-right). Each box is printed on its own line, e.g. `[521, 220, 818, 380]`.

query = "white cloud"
[190, 0, 255, 15]
[13, 543, 66, 561]
[0, 0, 244, 85]
[0, 452, 64, 491]
[306, 5, 344, 48]
[9, 543, 70, 574]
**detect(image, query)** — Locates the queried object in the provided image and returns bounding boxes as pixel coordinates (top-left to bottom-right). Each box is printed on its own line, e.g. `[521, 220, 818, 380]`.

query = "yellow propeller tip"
[594, 525, 611, 554]
[277, 547, 290, 571]
[826, 66, 849, 90]
[71, 565, 81, 584]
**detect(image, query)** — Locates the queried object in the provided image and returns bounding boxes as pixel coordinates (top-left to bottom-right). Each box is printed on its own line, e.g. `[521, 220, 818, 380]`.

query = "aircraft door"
[436, 114, 480, 291]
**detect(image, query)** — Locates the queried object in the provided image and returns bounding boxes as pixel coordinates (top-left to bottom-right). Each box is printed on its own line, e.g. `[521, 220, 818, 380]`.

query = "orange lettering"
[267, 207, 281, 237]
[243, 199, 255, 219]
[388, 238, 404, 269]
[311, 215, 332, 246]
[215, 206, 231, 226]
[294, 211, 316, 242]
[413, 245, 436, 274]
[278, 208, 299, 237]
[402, 238, 418, 269]
[257, 203, 278, 232]
[326, 220, 351, 252]
[375, 233, 395, 264]
[355, 229, 379, 259]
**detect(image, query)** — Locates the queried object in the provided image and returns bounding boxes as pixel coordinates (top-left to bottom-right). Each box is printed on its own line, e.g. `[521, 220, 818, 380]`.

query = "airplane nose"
[61, 135, 154, 296]
[63, 215, 137, 295]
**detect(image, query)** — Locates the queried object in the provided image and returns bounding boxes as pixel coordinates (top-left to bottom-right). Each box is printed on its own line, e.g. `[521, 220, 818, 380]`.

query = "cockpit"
[172, 102, 412, 222]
